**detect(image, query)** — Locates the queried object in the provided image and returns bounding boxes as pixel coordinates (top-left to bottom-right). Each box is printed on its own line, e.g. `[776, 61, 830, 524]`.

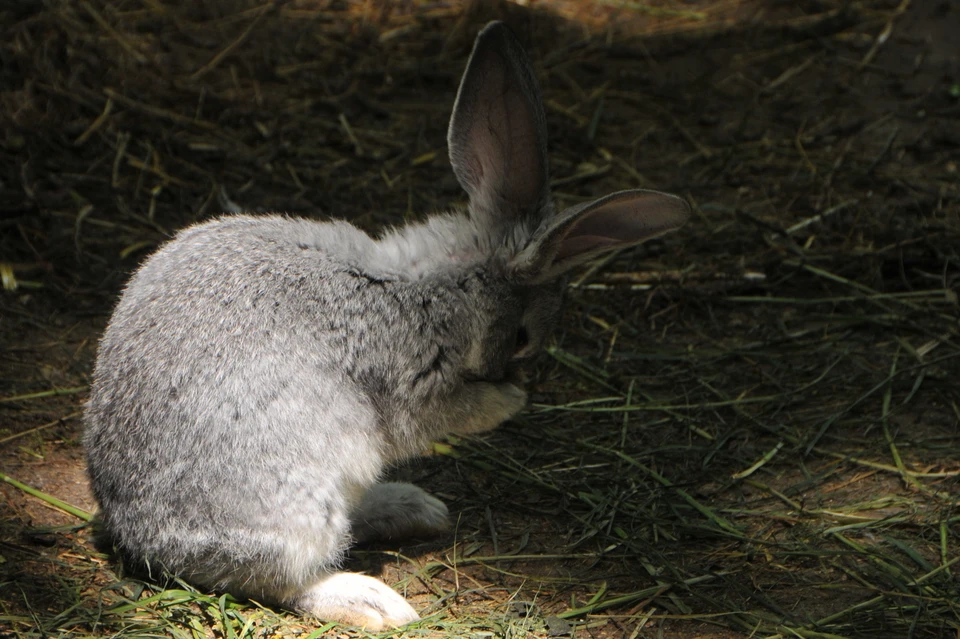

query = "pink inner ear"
[554, 235, 620, 261]
[557, 207, 677, 260]
[472, 58, 543, 209]
[549, 190, 690, 267]
[447, 23, 548, 219]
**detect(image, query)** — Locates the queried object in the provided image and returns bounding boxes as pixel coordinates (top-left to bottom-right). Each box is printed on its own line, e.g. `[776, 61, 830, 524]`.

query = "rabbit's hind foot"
[350, 482, 449, 544]
[295, 571, 419, 630]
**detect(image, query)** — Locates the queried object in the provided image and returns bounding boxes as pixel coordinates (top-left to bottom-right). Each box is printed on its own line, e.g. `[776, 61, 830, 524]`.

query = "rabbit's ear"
[447, 21, 549, 225]
[511, 189, 690, 282]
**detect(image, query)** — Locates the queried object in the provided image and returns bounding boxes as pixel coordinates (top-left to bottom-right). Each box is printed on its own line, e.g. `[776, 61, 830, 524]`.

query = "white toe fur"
[297, 572, 419, 631]
[351, 482, 450, 543]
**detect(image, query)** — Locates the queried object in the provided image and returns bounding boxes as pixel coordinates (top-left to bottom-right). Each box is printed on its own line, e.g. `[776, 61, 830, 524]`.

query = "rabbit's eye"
[514, 326, 530, 355]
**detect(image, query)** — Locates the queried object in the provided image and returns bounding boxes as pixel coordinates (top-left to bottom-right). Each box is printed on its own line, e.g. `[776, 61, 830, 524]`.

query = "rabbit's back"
[85, 215, 406, 592]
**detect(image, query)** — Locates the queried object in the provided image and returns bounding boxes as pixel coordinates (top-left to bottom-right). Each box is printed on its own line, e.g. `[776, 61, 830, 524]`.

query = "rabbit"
[83, 20, 690, 631]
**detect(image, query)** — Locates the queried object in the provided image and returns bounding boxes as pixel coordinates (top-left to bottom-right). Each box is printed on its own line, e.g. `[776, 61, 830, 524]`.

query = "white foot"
[296, 572, 419, 631]
[351, 482, 449, 543]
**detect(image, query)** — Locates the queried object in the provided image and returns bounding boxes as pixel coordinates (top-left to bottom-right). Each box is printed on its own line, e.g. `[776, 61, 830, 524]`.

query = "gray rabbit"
[84, 21, 690, 630]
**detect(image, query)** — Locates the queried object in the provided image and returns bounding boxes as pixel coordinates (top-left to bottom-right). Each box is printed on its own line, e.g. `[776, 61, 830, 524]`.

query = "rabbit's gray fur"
[84, 21, 690, 630]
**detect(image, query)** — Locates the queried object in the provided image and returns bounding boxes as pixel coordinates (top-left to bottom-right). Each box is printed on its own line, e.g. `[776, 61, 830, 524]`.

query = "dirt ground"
[2, 1, 959, 638]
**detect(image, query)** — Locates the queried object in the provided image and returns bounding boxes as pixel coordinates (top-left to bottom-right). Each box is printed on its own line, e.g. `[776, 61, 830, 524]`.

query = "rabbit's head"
[432, 22, 690, 383]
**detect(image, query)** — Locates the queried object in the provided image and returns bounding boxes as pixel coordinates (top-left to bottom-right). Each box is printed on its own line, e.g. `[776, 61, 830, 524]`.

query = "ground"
[1, 1, 958, 638]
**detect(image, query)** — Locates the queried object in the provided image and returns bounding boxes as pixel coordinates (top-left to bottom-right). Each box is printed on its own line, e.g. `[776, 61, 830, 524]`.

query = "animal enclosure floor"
[2, 1, 958, 638]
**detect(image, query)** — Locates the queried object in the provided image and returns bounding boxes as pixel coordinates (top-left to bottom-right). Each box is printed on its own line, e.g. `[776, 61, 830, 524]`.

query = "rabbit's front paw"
[455, 381, 527, 434]
[298, 572, 419, 630]
[351, 482, 449, 543]
[495, 381, 528, 417]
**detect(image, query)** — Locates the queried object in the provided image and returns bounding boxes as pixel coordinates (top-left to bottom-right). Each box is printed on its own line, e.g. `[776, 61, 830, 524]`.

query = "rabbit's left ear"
[510, 189, 691, 282]
[447, 21, 549, 226]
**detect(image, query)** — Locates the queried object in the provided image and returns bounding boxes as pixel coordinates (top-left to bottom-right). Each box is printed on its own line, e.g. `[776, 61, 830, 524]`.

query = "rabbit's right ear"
[447, 22, 549, 227]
